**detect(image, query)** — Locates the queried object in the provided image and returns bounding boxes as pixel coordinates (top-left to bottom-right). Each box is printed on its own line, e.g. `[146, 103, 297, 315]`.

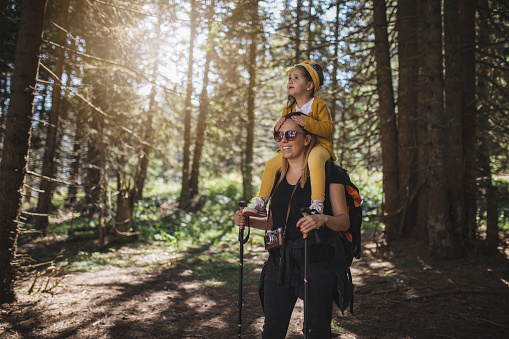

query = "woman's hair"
[285, 63, 325, 115]
[276, 113, 318, 188]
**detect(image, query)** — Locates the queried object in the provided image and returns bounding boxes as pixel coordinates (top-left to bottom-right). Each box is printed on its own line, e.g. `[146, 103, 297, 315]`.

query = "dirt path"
[1, 239, 509, 338]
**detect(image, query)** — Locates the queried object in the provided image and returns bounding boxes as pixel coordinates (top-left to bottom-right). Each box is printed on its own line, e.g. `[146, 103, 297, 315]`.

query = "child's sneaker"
[309, 200, 323, 214]
[243, 197, 268, 217]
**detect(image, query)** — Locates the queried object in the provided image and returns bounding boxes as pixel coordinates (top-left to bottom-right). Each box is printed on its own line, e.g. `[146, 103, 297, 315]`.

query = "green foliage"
[133, 173, 242, 244]
[494, 176, 509, 231]
[348, 167, 383, 231]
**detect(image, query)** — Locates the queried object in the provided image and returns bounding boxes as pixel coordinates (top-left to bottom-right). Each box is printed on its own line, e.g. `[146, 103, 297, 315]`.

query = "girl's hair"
[276, 113, 318, 189]
[285, 63, 325, 115]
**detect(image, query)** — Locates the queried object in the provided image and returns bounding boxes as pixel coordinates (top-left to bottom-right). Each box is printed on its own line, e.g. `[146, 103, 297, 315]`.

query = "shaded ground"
[1, 233, 509, 338]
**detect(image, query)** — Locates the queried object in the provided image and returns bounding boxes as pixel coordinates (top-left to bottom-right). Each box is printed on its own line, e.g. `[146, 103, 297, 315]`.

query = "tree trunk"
[0, 78, 7, 146]
[0, 0, 48, 304]
[293, 0, 302, 64]
[330, 2, 340, 126]
[66, 108, 83, 206]
[372, 0, 399, 234]
[135, 3, 163, 201]
[84, 85, 105, 218]
[395, 0, 419, 239]
[65, 41, 80, 207]
[135, 82, 155, 201]
[35, 0, 70, 231]
[331, 1, 343, 163]
[190, 4, 215, 197]
[306, 0, 313, 59]
[444, 0, 466, 244]
[115, 176, 136, 243]
[243, 0, 259, 201]
[179, 0, 197, 209]
[459, 0, 477, 239]
[477, 4, 498, 255]
[420, 0, 463, 258]
[414, 0, 431, 241]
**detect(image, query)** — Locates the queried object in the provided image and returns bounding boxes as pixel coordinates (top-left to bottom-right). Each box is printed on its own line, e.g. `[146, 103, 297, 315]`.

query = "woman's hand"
[234, 210, 247, 227]
[297, 214, 328, 235]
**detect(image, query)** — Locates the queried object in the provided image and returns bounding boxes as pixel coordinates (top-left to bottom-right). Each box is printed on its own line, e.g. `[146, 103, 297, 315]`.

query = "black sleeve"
[329, 163, 347, 185]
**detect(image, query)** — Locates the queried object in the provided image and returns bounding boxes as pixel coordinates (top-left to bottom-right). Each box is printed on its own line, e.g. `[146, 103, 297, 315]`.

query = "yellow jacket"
[280, 97, 336, 161]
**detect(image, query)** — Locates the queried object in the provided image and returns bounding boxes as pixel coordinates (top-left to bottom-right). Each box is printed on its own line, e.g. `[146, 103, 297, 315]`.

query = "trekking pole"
[237, 201, 249, 338]
[300, 207, 312, 338]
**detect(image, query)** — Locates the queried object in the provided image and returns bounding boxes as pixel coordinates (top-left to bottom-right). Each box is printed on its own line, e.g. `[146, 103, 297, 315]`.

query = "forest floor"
[1, 231, 509, 339]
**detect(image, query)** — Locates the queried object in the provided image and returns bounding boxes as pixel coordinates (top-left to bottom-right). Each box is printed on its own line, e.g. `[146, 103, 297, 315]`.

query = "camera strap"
[265, 176, 302, 238]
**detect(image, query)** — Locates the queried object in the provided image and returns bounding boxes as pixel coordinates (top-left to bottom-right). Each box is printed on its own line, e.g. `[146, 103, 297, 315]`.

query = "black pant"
[261, 264, 335, 339]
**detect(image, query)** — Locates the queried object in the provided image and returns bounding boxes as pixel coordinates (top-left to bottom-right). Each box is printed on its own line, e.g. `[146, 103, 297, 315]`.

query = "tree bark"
[331, 1, 344, 164]
[243, 0, 259, 201]
[293, 0, 302, 64]
[444, 0, 466, 243]
[135, 58, 158, 201]
[395, 0, 419, 239]
[0, 78, 7, 147]
[0, 0, 48, 304]
[115, 176, 136, 243]
[135, 2, 164, 201]
[412, 0, 431, 241]
[135, 81, 156, 201]
[84, 78, 106, 218]
[420, 0, 463, 258]
[330, 2, 340, 125]
[459, 0, 477, 239]
[478, 3, 498, 255]
[66, 109, 83, 207]
[179, 0, 197, 209]
[190, 3, 215, 197]
[35, 0, 70, 231]
[306, 0, 313, 59]
[372, 0, 399, 234]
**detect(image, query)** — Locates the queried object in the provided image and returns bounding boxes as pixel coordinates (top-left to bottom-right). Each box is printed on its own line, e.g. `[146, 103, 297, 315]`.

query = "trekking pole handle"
[238, 201, 247, 230]
[300, 207, 312, 239]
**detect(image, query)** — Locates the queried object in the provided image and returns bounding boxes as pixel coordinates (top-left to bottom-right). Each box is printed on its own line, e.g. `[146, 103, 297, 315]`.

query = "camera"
[264, 227, 285, 250]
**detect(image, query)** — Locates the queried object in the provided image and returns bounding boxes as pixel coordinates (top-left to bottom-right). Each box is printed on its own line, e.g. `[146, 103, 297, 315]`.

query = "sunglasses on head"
[273, 130, 306, 142]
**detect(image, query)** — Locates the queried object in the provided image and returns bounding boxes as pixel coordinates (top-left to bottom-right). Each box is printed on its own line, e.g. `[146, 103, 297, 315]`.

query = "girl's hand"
[297, 214, 327, 234]
[291, 115, 306, 127]
[234, 210, 247, 227]
[274, 117, 286, 131]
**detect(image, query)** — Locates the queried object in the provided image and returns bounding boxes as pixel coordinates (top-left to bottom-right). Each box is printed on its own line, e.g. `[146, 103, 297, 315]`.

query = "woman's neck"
[285, 158, 305, 185]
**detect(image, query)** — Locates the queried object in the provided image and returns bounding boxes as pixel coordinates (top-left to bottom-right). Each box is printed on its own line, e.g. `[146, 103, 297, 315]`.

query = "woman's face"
[287, 67, 313, 98]
[276, 118, 310, 160]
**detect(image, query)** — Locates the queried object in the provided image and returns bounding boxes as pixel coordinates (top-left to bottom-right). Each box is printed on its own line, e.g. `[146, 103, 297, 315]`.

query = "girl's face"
[276, 119, 310, 160]
[287, 67, 314, 98]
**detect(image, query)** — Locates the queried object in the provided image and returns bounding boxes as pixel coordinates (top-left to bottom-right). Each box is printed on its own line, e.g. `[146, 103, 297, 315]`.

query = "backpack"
[324, 161, 363, 264]
[324, 161, 363, 314]
[272, 161, 363, 265]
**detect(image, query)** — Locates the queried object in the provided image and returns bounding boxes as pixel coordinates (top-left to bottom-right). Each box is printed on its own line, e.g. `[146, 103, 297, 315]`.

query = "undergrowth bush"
[348, 167, 383, 231]
[135, 173, 243, 246]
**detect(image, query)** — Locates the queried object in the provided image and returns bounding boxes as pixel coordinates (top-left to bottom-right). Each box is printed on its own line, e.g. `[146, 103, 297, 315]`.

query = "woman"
[234, 113, 354, 338]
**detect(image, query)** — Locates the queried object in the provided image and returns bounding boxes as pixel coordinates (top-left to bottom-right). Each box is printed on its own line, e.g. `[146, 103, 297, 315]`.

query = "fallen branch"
[476, 317, 509, 329]
[401, 288, 509, 302]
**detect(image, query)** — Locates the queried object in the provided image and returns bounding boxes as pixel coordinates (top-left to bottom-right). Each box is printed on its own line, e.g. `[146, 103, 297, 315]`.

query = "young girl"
[243, 60, 336, 216]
